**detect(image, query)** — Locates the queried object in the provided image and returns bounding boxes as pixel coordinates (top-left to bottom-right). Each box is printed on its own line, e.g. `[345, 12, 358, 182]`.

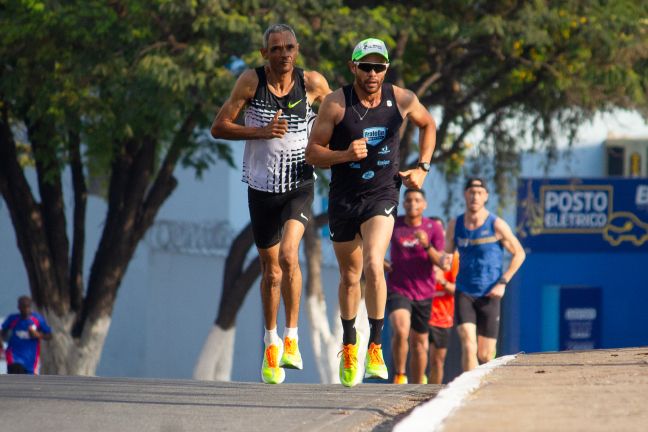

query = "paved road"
[0, 375, 440, 432]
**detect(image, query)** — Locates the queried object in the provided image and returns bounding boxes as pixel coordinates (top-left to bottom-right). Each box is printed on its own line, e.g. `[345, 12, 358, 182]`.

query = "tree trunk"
[39, 311, 75, 375]
[1, 105, 193, 375]
[193, 324, 236, 381]
[193, 223, 259, 380]
[38, 311, 111, 375]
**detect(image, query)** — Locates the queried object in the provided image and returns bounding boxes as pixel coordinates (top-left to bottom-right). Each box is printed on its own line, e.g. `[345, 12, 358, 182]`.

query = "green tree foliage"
[291, 0, 648, 205]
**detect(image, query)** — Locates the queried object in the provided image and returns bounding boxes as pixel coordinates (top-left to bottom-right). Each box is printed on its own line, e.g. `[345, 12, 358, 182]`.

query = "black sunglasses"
[354, 62, 389, 73]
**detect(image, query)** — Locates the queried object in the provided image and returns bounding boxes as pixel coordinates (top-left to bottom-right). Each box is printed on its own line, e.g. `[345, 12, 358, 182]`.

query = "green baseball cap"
[351, 38, 389, 62]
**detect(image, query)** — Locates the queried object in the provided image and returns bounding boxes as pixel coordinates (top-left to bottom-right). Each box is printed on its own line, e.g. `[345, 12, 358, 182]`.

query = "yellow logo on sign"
[602, 212, 648, 246]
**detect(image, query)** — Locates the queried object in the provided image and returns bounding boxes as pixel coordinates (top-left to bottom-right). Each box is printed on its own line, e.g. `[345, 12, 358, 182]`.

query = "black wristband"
[497, 277, 508, 286]
[423, 244, 431, 250]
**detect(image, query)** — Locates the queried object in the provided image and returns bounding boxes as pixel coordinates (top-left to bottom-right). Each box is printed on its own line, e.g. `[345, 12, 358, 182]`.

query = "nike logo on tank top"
[329, 83, 403, 205]
[243, 67, 315, 193]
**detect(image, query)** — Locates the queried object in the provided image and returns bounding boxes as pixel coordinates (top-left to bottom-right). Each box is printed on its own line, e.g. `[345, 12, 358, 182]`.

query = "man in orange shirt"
[428, 218, 458, 384]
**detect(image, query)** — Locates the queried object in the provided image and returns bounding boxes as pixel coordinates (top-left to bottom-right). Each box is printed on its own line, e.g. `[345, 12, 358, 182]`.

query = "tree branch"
[136, 106, 201, 238]
[216, 222, 257, 329]
[27, 119, 71, 315]
[434, 78, 542, 163]
[69, 128, 86, 313]
[0, 104, 53, 308]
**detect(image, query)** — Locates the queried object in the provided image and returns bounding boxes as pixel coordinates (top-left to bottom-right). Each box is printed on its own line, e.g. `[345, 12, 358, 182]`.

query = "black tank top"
[243, 66, 314, 193]
[329, 83, 403, 208]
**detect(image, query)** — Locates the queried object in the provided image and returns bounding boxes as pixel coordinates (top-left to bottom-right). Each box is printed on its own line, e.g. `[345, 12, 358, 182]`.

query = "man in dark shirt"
[306, 38, 436, 387]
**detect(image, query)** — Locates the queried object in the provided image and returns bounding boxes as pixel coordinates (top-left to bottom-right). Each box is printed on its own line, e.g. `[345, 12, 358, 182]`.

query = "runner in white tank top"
[210, 24, 331, 384]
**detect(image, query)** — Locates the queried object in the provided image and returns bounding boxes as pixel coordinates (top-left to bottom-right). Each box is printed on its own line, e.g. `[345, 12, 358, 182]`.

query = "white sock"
[264, 327, 281, 346]
[283, 327, 298, 340]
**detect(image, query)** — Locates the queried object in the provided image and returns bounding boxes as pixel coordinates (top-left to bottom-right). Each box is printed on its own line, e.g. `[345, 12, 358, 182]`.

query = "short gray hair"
[263, 24, 297, 48]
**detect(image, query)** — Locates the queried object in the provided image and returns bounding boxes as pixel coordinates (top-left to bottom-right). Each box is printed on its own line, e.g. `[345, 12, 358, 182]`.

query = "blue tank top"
[454, 212, 503, 297]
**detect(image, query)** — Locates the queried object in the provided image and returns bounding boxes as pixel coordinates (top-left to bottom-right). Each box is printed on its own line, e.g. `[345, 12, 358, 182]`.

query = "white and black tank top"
[243, 66, 314, 193]
[329, 83, 403, 208]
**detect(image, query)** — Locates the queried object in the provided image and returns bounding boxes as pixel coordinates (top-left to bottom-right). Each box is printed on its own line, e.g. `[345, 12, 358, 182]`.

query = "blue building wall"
[506, 177, 648, 354]
[505, 252, 648, 354]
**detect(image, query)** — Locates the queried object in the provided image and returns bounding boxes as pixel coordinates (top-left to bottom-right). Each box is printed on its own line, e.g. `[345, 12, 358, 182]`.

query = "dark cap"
[404, 188, 426, 198]
[464, 177, 488, 191]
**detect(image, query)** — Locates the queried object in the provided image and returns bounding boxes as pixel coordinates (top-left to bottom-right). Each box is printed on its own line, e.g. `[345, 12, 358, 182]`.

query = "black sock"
[341, 316, 357, 345]
[369, 318, 384, 345]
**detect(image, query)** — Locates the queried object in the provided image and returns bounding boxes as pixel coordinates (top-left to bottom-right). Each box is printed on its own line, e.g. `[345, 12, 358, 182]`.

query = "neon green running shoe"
[339, 335, 361, 387]
[280, 337, 303, 370]
[364, 342, 388, 380]
[261, 343, 285, 384]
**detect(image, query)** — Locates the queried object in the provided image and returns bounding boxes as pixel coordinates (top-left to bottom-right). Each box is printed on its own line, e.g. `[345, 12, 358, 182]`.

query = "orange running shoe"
[280, 337, 303, 370]
[339, 334, 362, 387]
[393, 373, 408, 384]
[261, 343, 285, 384]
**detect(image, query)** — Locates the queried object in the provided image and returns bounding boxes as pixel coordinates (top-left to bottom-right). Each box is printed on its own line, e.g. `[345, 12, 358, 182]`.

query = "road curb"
[394, 354, 518, 432]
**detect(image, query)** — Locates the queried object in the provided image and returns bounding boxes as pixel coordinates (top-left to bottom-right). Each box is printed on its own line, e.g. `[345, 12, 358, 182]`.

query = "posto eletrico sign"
[517, 178, 648, 252]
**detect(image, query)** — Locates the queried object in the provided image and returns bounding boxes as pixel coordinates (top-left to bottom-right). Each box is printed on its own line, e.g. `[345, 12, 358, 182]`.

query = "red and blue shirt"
[2, 312, 51, 374]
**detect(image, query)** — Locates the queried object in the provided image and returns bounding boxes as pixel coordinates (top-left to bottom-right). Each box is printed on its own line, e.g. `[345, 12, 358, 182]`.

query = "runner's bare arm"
[210, 69, 288, 140]
[495, 217, 526, 283]
[305, 90, 366, 167]
[415, 230, 444, 266]
[394, 86, 436, 189]
[304, 70, 332, 105]
[441, 218, 457, 270]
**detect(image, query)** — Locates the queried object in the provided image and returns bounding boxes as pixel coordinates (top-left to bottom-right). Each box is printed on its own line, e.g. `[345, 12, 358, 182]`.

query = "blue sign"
[559, 286, 601, 351]
[517, 178, 648, 252]
[363, 127, 387, 146]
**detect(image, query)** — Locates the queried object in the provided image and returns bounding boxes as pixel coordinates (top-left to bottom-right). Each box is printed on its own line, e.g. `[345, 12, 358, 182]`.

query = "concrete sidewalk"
[440, 347, 648, 432]
[0, 375, 439, 432]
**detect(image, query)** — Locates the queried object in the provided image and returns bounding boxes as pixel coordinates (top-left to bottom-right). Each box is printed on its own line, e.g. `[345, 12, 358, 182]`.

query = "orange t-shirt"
[429, 252, 459, 328]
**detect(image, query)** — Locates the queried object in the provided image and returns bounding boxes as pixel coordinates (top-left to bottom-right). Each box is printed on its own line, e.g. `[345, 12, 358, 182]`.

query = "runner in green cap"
[306, 37, 437, 387]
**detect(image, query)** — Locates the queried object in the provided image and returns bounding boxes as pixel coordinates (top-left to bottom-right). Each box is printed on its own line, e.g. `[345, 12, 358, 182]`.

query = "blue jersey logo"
[363, 127, 387, 146]
[362, 170, 375, 180]
[378, 145, 390, 155]
[349, 162, 361, 169]
[377, 160, 390, 167]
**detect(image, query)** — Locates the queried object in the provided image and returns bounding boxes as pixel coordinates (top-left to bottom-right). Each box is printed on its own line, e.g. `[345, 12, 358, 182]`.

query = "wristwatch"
[497, 277, 509, 286]
[418, 161, 431, 172]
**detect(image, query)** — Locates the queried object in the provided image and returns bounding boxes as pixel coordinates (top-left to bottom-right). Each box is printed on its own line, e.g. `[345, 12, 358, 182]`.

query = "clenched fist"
[347, 137, 368, 161]
[414, 230, 430, 249]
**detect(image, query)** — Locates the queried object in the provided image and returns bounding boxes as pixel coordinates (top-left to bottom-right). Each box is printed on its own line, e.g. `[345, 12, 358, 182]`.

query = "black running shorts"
[247, 182, 314, 249]
[455, 290, 501, 339]
[387, 292, 432, 334]
[7, 363, 27, 374]
[328, 198, 397, 243]
[428, 326, 452, 349]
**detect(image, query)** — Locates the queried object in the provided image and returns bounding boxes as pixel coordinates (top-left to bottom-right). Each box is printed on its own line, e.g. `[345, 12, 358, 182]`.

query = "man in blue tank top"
[211, 24, 331, 384]
[443, 178, 526, 371]
[306, 38, 437, 387]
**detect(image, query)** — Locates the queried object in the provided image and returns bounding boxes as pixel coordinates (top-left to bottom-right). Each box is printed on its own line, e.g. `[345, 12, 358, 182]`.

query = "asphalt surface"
[0, 375, 440, 432]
